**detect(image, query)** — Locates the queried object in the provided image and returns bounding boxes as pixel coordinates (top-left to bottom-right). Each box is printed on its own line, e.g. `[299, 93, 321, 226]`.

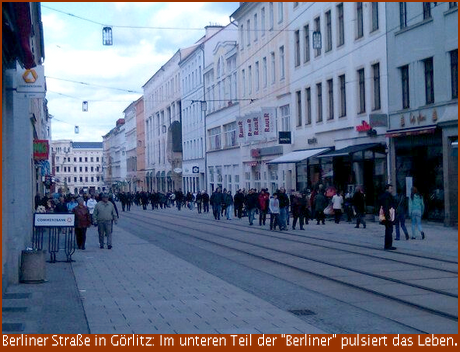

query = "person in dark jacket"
[352, 186, 366, 229]
[210, 188, 224, 220]
[201, 190, 210, 213]
[277, 188, 290, 230]
[244, 189, 259, 225]
[314, 191, 328, 225]
[234, 189, 245, 218]
[394, 191, 409, 240]
[379, 184, 396, 250]
[54, 196, 69, 213]
[196, 191, 203, 214]
[291, 192, 307, 230]
[224, 191, 234, 220]
[257, 189, 270, 226]
[175, 188, 184, 211]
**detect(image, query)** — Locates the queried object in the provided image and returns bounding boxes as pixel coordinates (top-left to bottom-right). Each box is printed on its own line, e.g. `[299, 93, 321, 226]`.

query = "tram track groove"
[121, 210, 458, 322]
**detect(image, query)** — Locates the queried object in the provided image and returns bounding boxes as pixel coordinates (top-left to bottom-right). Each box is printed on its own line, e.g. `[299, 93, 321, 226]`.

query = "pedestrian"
[54, 196, 69, 213]
[332, 191, 344, 224]
[277, 188, 290, 230]
[196, 191, 203, 214]
[269, 193, 280, 231]
[257, 189, 270, 226]
[409, 187, 425, 240]
[394, 190, 409, 240]
[379, 184, 396, 250]
[210, 188, 224, 220]
[314, 190, 328, 225]
[85, 194, 98, 225]
[66, 195, 78, 212]
[73, 197, 91, 250]
[202, 190, 210, 213]
[344, 190, 354, 222]
[93, 193, 118, 249]
[175, 188, 184, 211]
[224, 190, 234, 220]
[352, 186, 366, 229]
[234, 189, 245, 219]
[291, 192, 306, 230]
[244, 189, 258, 225]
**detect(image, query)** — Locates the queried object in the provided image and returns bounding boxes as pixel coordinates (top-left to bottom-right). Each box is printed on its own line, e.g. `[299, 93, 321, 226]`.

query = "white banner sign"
[34, 214, 75, 227]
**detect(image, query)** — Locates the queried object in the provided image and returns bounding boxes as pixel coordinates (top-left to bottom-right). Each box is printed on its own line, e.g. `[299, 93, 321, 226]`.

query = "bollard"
[20, 249, 46, 283]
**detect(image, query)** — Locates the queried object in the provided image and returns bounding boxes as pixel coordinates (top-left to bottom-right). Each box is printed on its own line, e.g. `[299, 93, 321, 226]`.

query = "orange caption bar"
[2, 334, 459, 350]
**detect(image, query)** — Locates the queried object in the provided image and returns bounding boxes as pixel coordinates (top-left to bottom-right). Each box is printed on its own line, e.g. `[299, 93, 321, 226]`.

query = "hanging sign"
[33, 140, 49, 160]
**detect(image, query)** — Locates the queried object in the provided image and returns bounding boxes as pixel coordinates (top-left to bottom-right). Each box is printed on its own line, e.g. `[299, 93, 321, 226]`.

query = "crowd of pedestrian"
[35, 182, 428, 252]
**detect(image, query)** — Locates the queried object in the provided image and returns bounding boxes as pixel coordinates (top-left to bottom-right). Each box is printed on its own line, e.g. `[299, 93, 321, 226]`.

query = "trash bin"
[20, 249, 46, 283]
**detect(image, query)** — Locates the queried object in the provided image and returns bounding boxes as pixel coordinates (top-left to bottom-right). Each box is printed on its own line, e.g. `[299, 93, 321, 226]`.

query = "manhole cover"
[288, 309, 315, 316]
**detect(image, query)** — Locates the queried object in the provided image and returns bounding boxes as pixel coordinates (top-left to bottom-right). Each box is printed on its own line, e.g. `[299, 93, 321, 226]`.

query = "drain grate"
[2, 323, 25, 332]
[288, 309, 315, 316]
[3, 307, 28, 313]
[3, 293, 31, 299]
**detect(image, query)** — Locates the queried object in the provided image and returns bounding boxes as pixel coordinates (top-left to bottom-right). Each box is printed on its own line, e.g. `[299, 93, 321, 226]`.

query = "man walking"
[93, 193, 118, 249]
[380, 184, 396, 250]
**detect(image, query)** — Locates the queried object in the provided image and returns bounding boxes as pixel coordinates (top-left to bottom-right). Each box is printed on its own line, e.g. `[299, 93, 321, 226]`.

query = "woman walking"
[73, 197, 92, 250]
[409, 187, 425, 240]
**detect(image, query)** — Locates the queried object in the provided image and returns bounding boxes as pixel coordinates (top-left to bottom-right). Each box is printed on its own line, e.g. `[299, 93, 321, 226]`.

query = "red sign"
[356, 120, 371, 132]
[33, 140, 49, 160]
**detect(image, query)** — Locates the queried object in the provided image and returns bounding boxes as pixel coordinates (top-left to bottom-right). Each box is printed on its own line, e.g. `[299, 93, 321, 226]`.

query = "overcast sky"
[42, 2, 239, 142]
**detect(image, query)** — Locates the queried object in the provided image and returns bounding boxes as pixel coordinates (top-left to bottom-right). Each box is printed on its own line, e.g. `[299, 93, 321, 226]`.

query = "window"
[255, 61, 260, 92]
[401, 65, 410, 109]
[278, 2, 283, 23]
[279, 46, 285, 80]
[269, 3, 274, 30]
[261, 7, 266, 36]
[90, 157, 94, 162]
[316, 83, 323, 123]
[399, 3, 407, 29]
[240, 24, 244, 48]
[254, 13, 258, 42]
[79, 157, 82, 162]
[304, 25, 310, 63]
[209, 127, 221, 150]
[296, 91, 302, 126]
[358, 68, 366, 113]
[371, 2, 379, 31]
[305, 87, 312, 125]
[327, 79, 334, 120]
[85, 166, 88, 172]
[248, 65, 252, 94]
[449, 3, 458, 9]
[314, 17, 321, 57]
[280, 105, 290, 132]
[451, 49, 458, 99]
[79, 167, 83, 172]
[372, 63, 381, 110]
[91, 177, 94, 182]
[356, 2, 364, 39]
[424, 57, 434, 104]
[242, 69, 246, 97]
[56, 166, 60, 173]
[270, 52, 276, 84]
[74, 167, 76, 172]
[224, 122, 237, 147]
[263, 57, 268, 88]
[294, 30, 301, 67]
[85, 157, 88, 162]
[339, 74, 347, 117]
[246, 19, 251, 45]
[74, 177, 77, 183]
[74, 157, 76, 162]
[423, 3, 431, 20]
[337, 4, 344, 46]
[325, 10, 332, 52]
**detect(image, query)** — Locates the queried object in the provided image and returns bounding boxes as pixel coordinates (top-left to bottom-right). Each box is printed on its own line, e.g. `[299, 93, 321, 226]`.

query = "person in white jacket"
[332, 191, 344, 224]
[85, 194, 98, 224]
[269, 194, 280, 231]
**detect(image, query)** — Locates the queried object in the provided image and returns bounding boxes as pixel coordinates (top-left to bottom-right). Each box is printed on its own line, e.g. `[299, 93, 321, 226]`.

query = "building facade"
[386, 2, 458, 225]
[102, 118, 126, 192]
[143, 50, 184, 193]
[135, 96, 146, 191]
[124, 102, 137, 192]
[51, 140, 104, 195]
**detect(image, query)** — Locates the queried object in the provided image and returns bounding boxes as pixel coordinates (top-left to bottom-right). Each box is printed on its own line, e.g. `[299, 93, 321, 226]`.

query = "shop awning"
[385, 125, 436, 138]
[317, 143, 383, 158]
[267, 148, 330, 164]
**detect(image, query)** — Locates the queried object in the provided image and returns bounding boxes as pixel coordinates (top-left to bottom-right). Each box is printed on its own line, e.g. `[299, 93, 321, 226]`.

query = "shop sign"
[251, 149, 261, 158]
[356, 120, 371, 132]
[34, 214, 75, 227]
[33, 140, 49, 160]
[16, 64, 45, 97]
[279, 131, 291, 144]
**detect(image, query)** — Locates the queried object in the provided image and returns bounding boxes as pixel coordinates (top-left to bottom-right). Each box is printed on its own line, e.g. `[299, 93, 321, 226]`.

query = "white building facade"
[124, 102, 137, 192]
[143, 50, 184, 193]
[102, 119, 126, 192]
[51, 140, 104, 195]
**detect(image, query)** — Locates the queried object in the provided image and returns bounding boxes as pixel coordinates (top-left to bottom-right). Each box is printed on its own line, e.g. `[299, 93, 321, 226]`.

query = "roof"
[72, 142, 103, 149]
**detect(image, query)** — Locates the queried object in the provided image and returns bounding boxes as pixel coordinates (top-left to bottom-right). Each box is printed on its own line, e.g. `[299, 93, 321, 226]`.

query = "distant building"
[51, 140, 104, 195]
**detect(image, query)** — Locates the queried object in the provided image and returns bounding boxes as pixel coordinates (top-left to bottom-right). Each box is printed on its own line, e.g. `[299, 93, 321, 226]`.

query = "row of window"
[55, 156, 101, 163]
[57, 166, 101, 173]
[400, 2, 458, 30]
[400, 50, 458, 110]
[60, 176, 101, 183]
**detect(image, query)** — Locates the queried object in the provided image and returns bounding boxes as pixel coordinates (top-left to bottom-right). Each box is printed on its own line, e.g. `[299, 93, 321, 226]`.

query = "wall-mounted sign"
[356, 120, 371, 132]
[16, 64, 45, 97]
[279, 131, 291, 144]
[33, 140, 49, 160]
[192, 166, 199, 174]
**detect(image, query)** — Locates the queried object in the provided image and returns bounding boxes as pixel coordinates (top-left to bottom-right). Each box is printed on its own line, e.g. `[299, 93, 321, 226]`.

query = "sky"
[42, 2, 239, 142]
